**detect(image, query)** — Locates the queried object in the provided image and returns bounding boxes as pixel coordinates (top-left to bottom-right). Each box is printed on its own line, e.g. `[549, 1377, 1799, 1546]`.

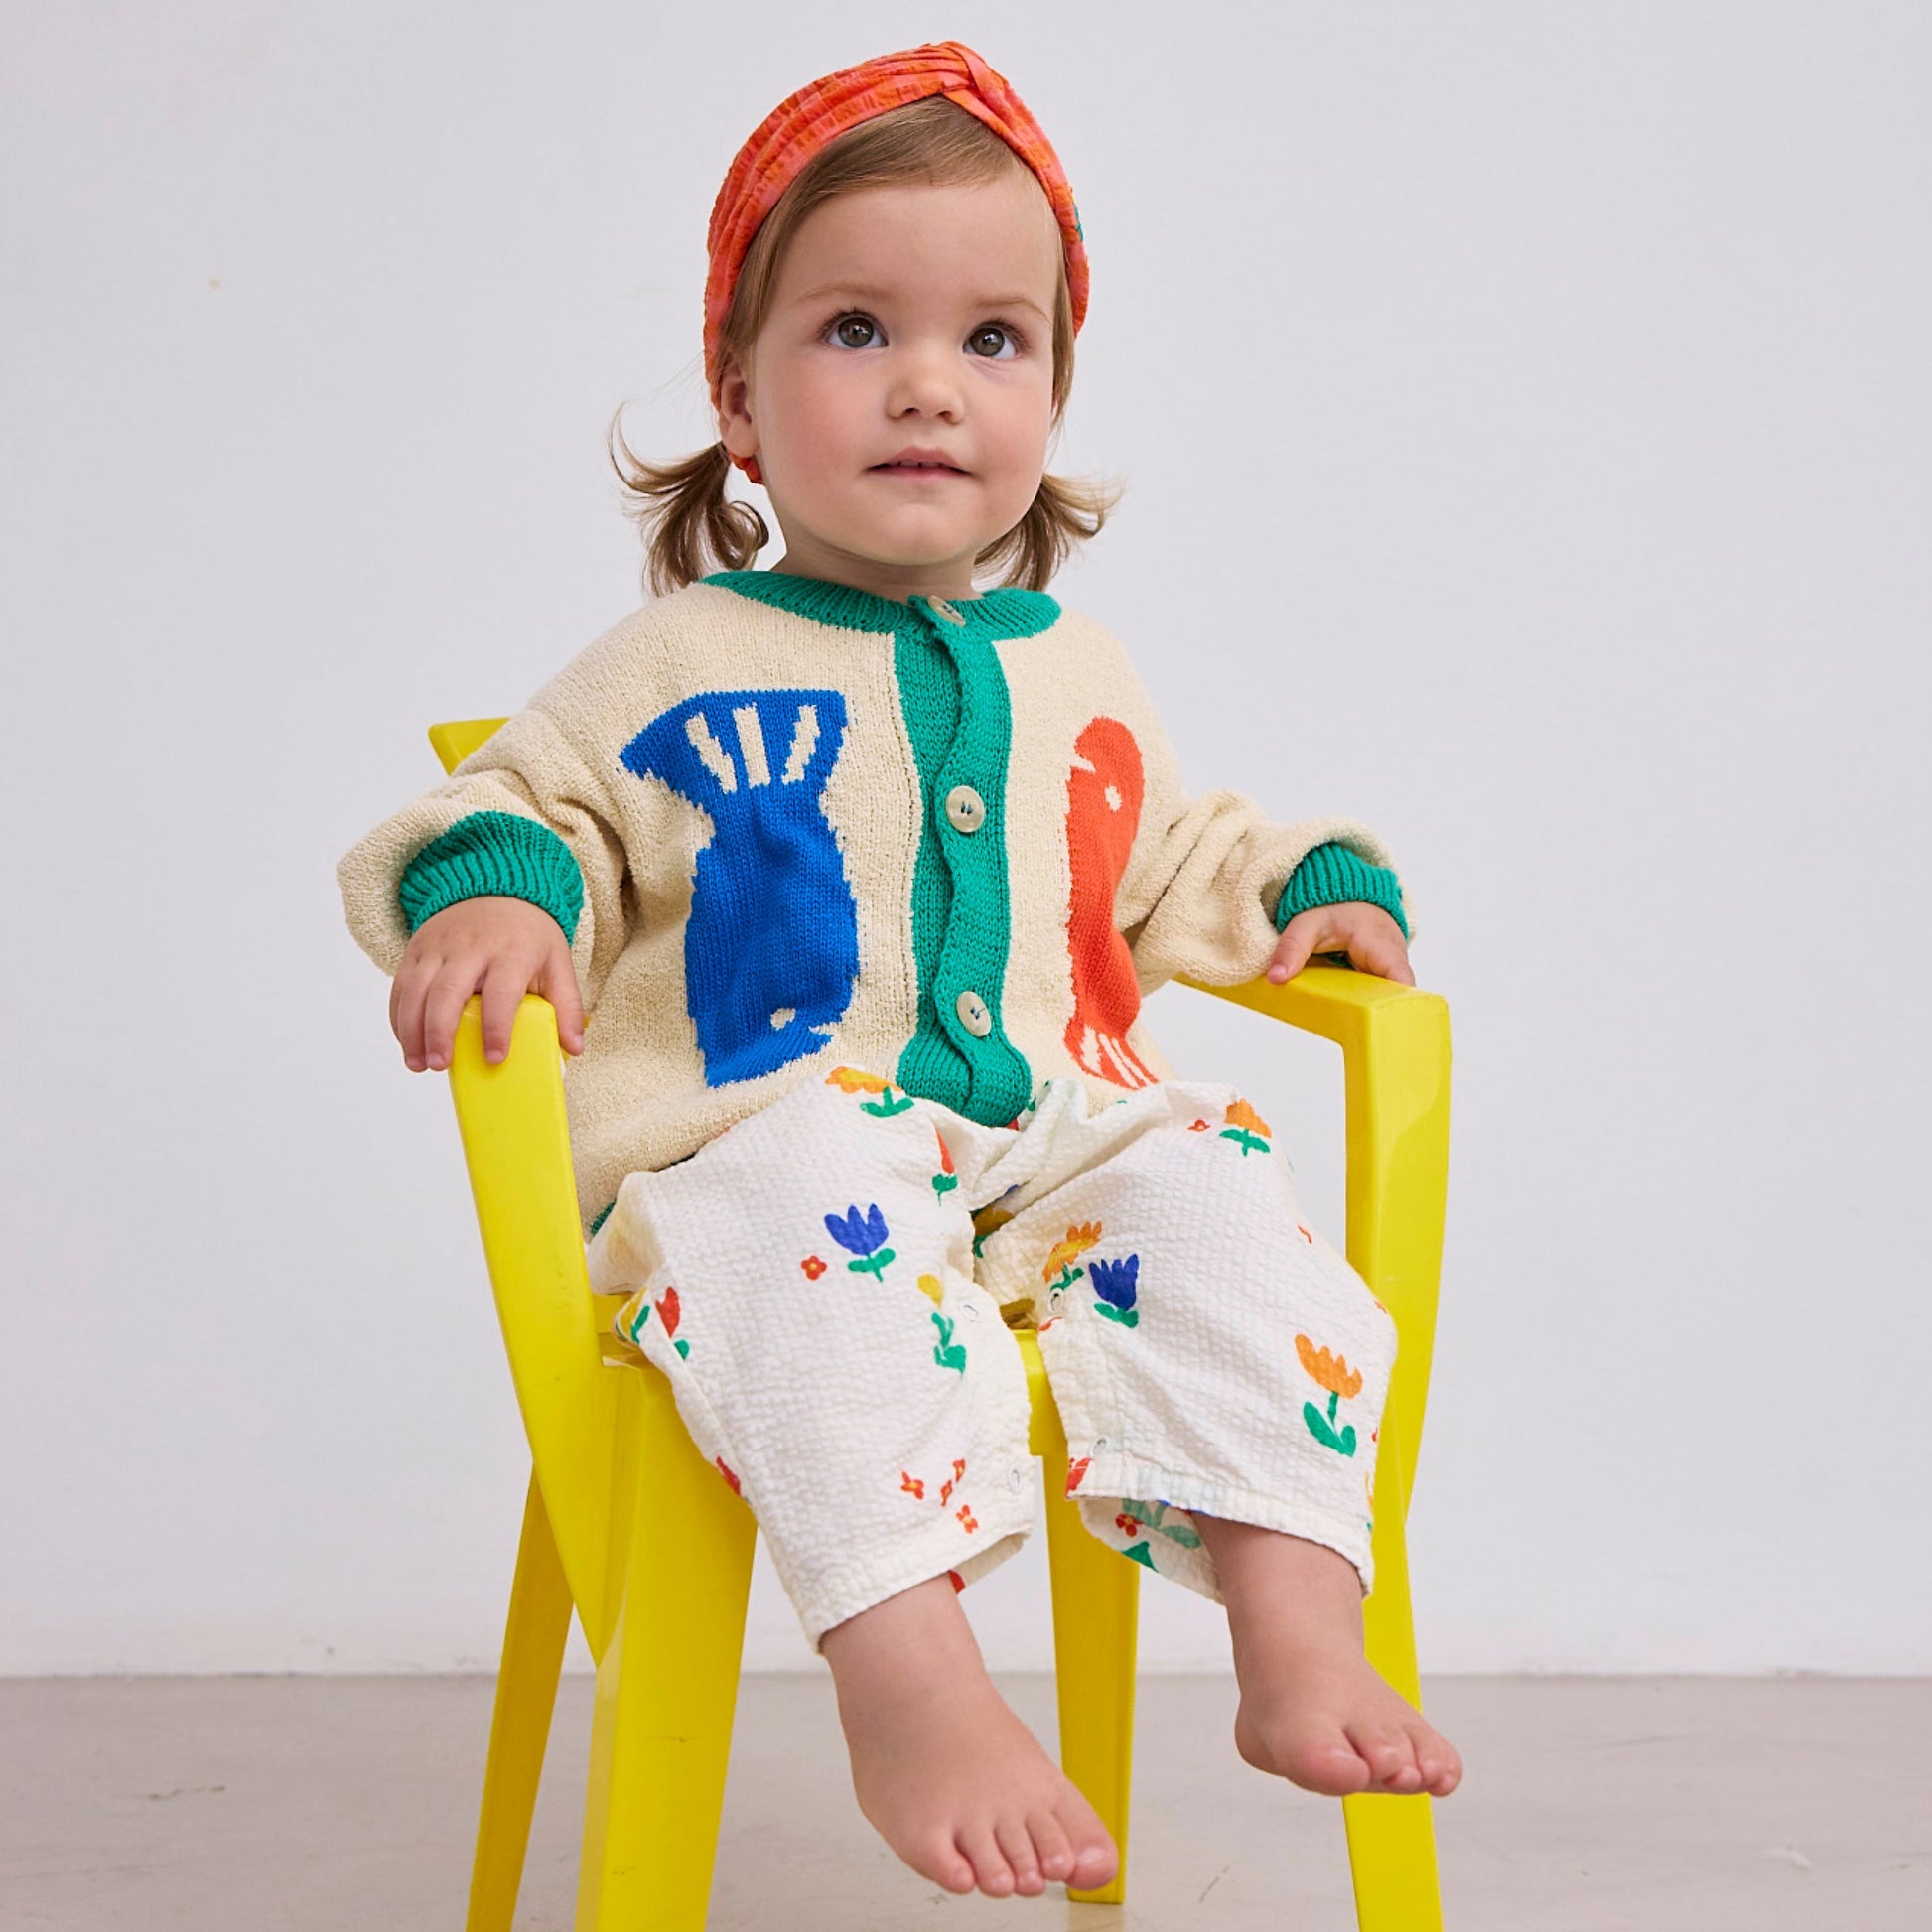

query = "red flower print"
[1115, 1513, 1141, 1537]
[934, 1129, 954, 1174]
[1064, 1455, 1091, 1494]
[956, 1505, 978, 1532]
[800, 1255, 827, 1280]
[947, 1569, 966, 1592]
[939, 1455, 967, 1505]
[1296, 1223, 1313, 1244]
[1188, 1119, 1209, 1132]
[657, 1288, 680, 1337]
[900, 1471, 925, 1498]
[715, 1457, 741, 1496]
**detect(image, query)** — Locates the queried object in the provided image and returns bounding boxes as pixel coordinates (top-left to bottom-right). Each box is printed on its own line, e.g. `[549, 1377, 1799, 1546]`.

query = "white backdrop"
[4, 3, 1927, 1676]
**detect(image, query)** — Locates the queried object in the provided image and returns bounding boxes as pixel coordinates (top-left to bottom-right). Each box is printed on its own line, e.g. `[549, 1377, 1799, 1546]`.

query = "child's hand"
[1267, 902, 1415, 987]
[389, 896, 587, 1072]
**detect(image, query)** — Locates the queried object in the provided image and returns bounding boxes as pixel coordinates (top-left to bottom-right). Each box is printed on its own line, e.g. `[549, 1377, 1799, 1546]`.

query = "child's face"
[717, 173, 1061, 600]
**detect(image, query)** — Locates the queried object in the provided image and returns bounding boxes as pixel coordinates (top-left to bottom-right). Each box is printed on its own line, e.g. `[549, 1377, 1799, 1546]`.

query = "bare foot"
[820, 1573, 1120, 1897]
[1193, 1514, 1462, 1799]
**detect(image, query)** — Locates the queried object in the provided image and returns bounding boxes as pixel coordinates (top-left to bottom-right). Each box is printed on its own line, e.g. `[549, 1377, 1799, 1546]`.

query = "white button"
[945, 784, 986, 834]
[955, 989, 992, 1037]
[926, 597, 967, 626]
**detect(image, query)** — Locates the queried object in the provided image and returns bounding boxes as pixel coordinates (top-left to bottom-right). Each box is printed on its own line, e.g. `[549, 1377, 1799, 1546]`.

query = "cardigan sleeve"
[1114, 703, 1414, 992]
[336, 699, 632, 1008]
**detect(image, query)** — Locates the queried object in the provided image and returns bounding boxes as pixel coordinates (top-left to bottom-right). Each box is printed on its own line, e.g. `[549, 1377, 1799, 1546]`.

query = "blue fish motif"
[621, 689, 857, 1086]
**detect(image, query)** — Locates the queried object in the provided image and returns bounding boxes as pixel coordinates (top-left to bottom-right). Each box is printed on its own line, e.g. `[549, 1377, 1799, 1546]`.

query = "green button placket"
[698, 570, 1055, 1126]
[919, 601, 1033, 1124]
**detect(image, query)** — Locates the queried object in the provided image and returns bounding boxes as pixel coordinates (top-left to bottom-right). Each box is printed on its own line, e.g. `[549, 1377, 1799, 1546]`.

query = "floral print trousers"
[585, 1064, 1397, 1654]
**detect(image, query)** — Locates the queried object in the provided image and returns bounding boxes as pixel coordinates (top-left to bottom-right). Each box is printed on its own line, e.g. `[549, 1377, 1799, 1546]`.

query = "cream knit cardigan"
[338, 571, 1409, 1236]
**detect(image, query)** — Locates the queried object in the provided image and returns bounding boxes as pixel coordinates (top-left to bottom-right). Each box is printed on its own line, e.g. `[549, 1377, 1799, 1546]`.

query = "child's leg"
[1191, 1511, 1460, 1797]
[972, 1076, 1458, 1798]
[585, 1067, 1117, 1897]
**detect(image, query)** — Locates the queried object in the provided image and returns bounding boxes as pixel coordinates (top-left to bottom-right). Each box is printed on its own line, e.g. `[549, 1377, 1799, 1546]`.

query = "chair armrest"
[1178, 966, 1451, 1496]
[446, 992, 624, 1647]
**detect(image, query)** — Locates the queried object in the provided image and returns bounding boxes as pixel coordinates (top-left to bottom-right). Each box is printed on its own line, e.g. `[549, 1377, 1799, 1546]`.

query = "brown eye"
[967, 324, 1018, 360]
[832, 314, 879, 348]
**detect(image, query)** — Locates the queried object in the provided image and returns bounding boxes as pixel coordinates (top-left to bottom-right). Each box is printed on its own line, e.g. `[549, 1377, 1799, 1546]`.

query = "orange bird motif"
[1062, 717, 1156, 1087]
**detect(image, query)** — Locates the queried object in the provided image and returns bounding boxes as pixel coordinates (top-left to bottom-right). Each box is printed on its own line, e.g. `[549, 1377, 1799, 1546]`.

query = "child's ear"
[716, 356, 758, 462]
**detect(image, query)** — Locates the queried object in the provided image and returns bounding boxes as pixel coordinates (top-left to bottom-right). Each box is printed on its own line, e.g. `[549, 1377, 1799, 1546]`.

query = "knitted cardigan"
[337, 570, 1413, 1237]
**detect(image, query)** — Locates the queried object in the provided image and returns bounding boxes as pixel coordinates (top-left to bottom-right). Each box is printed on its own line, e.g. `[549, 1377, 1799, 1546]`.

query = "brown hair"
[609, 96, 1124, 597]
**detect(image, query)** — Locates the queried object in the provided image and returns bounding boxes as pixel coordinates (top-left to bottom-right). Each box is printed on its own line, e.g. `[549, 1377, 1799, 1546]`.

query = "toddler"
[339, 39, 1460, 1903]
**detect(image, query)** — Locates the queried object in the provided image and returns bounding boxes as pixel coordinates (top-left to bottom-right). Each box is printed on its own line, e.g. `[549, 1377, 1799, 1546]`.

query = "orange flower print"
[956, 1504, 979, 1532]
[1296, 1223, 1313, 1244]
[1042, 1220, 1103, 1291]
[800, 1255, 827, 1280]
[931, 1127, 958, 1197]
[715, 1457, 742, 1496]
[900, 1470, 925, 1499]
[824, 1063, 911, 1115]
[939, 1455, 967, 1504]
[1297, 1332, 1362, 1456]
[1295, 1334, 1364, 1399]
[1220, 1097, 1273, 1157]
[1064, 1455, 1091, 1495]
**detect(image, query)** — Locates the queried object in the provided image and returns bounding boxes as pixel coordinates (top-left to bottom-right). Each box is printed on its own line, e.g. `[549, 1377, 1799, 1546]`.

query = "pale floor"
[3, 1673, 1927, 1930]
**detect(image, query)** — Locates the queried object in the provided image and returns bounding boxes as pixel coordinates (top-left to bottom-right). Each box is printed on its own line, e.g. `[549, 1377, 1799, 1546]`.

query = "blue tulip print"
[1090, 1254, 1141, 1329]
[825, 1203, 896, 1282]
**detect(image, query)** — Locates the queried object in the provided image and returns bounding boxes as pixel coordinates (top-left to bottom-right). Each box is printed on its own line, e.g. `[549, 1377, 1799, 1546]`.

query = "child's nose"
[888, 343, 965, 418]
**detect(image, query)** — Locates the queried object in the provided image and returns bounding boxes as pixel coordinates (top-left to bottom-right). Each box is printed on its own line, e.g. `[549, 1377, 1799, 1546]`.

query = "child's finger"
[1349, 921, 1416, 986]
[420, 959, 483, 1072]
[478, 961, 528, 1066]
[541, 948, 587, 1054]
[392, 955, 436, 1071]
[1266, 930, 1312, 985]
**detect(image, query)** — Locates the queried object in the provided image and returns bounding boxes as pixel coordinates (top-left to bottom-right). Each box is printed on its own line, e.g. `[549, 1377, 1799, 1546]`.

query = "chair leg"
[576, 1361, 758, 1932]
[468, 1469, 575, 1932]
[1042, 1446, 1140, 1906]
[1343, 1408, 1443, 1931]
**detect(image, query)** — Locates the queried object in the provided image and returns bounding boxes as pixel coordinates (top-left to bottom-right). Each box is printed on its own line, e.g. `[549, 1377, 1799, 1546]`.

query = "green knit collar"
[704, 569, 1060, 642]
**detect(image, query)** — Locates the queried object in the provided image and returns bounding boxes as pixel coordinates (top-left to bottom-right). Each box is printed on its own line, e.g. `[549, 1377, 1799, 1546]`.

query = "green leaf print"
[1094, 1303, 1140, 1328]
[847, 1248, 897, 1282]
[1219, 1127, 1271, 1157]
[862, 1088, 915, 1116]
[930, 1311, 967, 1374]
[1303, 1399, 1358, 1456]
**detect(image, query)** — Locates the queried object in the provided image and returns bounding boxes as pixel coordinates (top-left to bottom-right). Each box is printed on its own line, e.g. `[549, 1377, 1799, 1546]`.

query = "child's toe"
[1347, 1721, 1417, 1788]
[1028, 1808, 1075, 1881]
[957, 1824, 1015, 1895]
[994, 1816, 1043, 1892]
[923, 1836, 977, 1893]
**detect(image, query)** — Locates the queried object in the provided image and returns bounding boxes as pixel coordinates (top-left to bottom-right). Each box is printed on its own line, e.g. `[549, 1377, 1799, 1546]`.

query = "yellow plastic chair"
[424, 717, 1452, 1931]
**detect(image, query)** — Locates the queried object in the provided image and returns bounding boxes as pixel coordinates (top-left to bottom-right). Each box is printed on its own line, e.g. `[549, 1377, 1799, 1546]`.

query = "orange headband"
[704, 40, 1088, 455]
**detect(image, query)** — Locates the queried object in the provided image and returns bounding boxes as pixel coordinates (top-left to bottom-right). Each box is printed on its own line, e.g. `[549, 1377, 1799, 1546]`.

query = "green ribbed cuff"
[1274, 841, 1410, 940]
[397, 810, 585, 943]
